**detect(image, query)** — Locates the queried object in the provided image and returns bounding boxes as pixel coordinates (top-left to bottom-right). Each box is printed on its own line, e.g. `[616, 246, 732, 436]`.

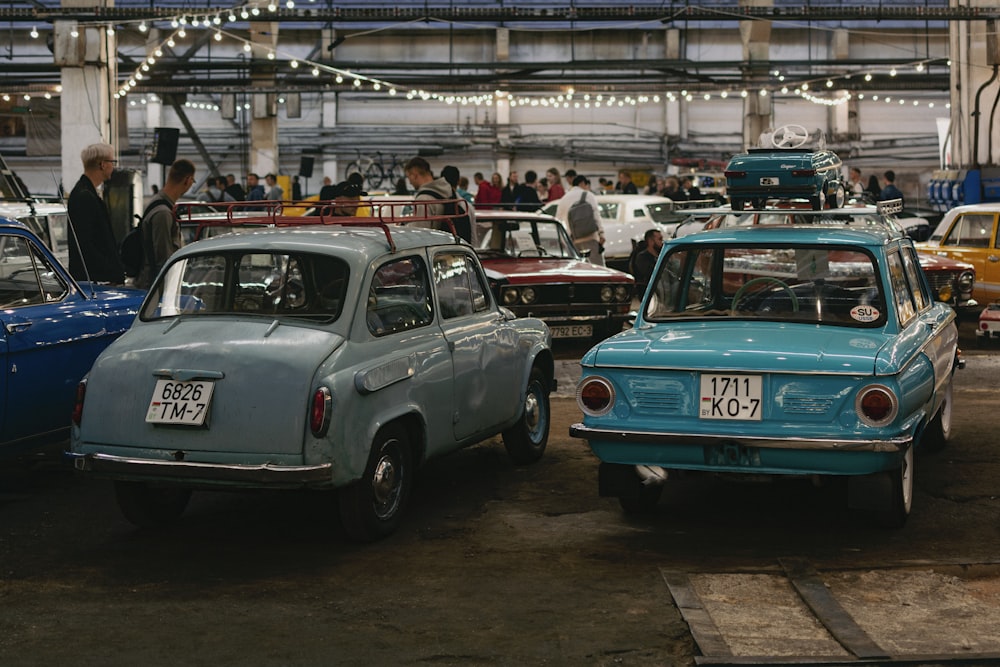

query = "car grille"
[924, 271, 956, 300]
[633, 389, 683, 412]
[531, 283, 628, 304]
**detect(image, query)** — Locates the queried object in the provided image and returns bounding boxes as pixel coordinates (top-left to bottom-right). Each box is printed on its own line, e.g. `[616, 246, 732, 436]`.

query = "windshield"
[141, 250, 349, 323]
[478, 219, 580, 259]
[644, 243, 885, 327]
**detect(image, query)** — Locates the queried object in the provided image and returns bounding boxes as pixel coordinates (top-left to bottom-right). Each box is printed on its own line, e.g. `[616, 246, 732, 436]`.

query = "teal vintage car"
[570, 224, 962, 527]
[68, 221, 554, 541]
[724, 124, 846, 211]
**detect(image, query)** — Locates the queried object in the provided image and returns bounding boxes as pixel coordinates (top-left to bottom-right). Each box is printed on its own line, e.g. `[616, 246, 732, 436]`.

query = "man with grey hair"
[67, 142, 125, 283]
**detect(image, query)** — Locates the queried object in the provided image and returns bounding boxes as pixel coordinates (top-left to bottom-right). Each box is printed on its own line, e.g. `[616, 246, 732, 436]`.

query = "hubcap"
[371, 448, 401, 518]
[524, 382, 546, 443]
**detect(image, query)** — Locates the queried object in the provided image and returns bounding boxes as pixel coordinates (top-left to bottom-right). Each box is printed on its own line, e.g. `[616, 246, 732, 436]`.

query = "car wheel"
[810, 193, 824, 211]
[115, 481, 191, 528]
[502, 367, 550, 465]
[922, 377, 953, 451]
[877, 446, 913, 529]
[339, 424, 413, 542]
[730, 198, 745, 211]
[828, 182, 846, 208]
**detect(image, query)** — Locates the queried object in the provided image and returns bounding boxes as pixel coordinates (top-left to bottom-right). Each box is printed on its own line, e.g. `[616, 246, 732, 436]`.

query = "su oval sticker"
[851, 305, 880, 322]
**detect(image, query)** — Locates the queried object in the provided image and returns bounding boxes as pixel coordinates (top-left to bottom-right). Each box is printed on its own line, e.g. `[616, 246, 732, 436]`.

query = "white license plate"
[146, 379, 215, 426]
[550, 324, 593, 339]
[759, 177, 779, 186]
[699, 374, 762, 420]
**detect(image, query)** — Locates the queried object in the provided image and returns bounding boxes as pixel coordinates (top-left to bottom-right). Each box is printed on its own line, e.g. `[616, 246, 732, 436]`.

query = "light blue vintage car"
[68, 223, 554, 541]
[571, 224, 961, 527]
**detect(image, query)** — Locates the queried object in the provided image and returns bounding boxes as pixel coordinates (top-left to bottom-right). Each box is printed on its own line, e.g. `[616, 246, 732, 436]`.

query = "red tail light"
[856, 385, 898, 426]
[310, 387, 332, 437]
[791, 169, 816, 177]
[72, 380, 87, 426]
[576, 377, 615, 416]
[724, 170, 746, 178]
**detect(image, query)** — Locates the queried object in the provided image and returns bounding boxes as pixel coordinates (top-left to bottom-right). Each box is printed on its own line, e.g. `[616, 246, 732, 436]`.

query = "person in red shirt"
[474, 171, 502, 209]
[546, 167, 566, 202]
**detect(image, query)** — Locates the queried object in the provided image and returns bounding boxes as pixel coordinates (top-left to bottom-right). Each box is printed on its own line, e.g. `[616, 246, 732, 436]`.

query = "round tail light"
[856, 384, 898, 426]
[310, 387, 332, 437]
[577, 377, 615, 416]
[72, 379, 87, 427]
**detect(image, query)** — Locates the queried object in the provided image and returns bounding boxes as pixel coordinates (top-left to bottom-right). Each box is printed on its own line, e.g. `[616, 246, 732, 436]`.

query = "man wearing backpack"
[135, 159, 196, 289]
[555, 175, 605, 265]
[404, 157, 476, 244]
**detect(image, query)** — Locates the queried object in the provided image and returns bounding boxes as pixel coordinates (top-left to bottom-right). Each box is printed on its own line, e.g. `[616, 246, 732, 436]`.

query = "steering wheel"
[732, 276, 799, 313]
[771, 124, 810, 149]
[518, 245, 549, 258]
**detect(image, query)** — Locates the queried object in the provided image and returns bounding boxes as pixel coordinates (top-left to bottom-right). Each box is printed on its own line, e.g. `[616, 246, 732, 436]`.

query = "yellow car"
[918, 203, 1000, 304]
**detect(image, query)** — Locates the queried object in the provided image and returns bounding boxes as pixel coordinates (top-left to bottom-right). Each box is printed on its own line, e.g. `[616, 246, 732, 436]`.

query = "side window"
[886, 251, 916, 325]
[367, 255, 433, 336]
[433, 251, 491, 319]
[943, 214, 993, 248]
[900, 246, 930, 312]
[0, 235, 68, 308]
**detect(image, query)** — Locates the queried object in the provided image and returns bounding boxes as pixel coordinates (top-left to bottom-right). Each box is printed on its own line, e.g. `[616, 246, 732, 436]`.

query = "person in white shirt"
[847, 167, 864, 195]
[555, 175, 605, 266]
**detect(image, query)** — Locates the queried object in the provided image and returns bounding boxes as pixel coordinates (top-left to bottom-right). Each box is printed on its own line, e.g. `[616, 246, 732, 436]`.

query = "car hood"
[81, 318, 345, 455]
[914, 251, 974, 271]
[481, 257, 632, 282]
[590, 322, 889, 375]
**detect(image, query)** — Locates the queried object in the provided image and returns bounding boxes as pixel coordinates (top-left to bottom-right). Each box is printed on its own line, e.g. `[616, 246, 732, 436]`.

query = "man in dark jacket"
[67, 142, 125, 283]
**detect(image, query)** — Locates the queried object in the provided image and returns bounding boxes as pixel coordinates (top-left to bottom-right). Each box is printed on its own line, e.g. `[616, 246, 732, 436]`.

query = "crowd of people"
[66, 140, 918, 287]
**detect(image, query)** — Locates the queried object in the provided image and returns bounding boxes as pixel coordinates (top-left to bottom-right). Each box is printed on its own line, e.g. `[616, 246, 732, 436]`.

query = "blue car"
[571, 224, 961, 527]
[724, 125, 846, 211]
[0, 217, 143, 457]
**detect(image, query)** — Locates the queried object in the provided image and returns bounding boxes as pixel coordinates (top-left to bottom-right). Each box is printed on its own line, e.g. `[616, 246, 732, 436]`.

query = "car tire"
[730, 198, 745, 211]
[828, 182, 846, 208]
[810, 193, 824, 211]
[502, 366, 550, 465]
[339, 424, 413, 542]
[876, 446, 913, 529]
[115, 481, 191, 528]
[922, 377, 953, 451]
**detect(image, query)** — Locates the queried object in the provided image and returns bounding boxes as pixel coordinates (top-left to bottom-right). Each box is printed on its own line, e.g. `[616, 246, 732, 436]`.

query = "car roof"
[593, 194, 674, 205]
[173, 223, 461, 259]
[670, 223, 897, 247]
[0, 215, 31, 231]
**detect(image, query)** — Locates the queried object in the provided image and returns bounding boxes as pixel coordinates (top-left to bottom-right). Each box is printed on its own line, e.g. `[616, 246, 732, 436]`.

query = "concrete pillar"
[55, 5, 116, 196]
[144, 29, 163, 192]
[249, 22, 279, 177]
[494, 27, 511, 177]
[321, 94, 338, 184]
[739, 0, 773, 150]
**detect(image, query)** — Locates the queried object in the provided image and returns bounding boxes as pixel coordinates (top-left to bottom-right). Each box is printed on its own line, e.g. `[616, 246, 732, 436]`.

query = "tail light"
[310, 387, 332, 437]
[577, 377, 615, 416]
[72, 379, 87, 426]
[724, 170, 746, 178]
[791, 169, 817, 177]
[855, 384, 898, 426]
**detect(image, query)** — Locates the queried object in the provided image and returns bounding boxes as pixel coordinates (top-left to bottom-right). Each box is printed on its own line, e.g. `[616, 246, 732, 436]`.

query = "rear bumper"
[569, 423, 910, 454]
[65, 452, 333, 488]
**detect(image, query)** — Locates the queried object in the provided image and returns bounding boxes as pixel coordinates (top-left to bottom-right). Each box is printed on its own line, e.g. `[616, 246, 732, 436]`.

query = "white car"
[544, 194, 697, 271]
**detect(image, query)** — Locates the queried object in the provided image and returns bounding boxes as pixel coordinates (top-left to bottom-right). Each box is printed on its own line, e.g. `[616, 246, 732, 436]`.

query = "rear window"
[644, 243, 885, 327]
[141, 251, 349, 323]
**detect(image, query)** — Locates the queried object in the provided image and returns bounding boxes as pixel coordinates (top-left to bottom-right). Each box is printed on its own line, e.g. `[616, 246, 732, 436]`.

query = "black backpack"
[120, 199, 170, 278]
[418, 188, 473, 243]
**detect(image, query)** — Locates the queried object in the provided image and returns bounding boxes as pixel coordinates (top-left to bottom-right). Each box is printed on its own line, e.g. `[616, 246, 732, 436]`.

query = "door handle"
[5, 321, 31, 334]
[988, 255, 1000, 263]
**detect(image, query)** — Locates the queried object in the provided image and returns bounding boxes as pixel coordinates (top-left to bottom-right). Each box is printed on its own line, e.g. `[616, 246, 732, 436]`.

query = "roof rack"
[875, 198, 903, 216]
[173, 198, 470, 253]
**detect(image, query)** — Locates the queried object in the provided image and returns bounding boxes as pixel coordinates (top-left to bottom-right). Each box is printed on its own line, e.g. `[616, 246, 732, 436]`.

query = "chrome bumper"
[569, 423, 911, 453]
[66, 452, 333, 487]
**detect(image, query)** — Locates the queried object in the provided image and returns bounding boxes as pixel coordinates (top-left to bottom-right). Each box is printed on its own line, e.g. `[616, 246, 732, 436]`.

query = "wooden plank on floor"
[780, 558, 890, 660]
[661, 569, 733, 658]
